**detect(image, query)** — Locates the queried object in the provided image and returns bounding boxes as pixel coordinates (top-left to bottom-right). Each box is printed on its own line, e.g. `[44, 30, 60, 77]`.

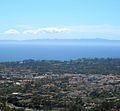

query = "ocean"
[0, 41, 120, 62]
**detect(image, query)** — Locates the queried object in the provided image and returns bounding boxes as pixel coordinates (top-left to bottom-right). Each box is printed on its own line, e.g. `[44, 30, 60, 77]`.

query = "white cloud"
[71, 25, 120, 35]
[1, 25, 120, 38]
[21, 25, 120, 36]
[23, 27, 72, 35]
[3, 29, 20, 35]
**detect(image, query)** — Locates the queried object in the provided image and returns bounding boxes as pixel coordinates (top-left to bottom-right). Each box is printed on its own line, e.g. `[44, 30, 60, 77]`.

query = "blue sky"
[0, 0, 120, 40]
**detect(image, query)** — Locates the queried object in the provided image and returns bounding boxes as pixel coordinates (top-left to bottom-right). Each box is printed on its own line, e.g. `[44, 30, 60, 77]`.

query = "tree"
[66, 97, 85, 111]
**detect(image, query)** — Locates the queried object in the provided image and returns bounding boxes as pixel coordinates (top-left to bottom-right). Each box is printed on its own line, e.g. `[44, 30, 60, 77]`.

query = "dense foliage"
[1, 58, 120, 110]
[0, 58, 120, 75]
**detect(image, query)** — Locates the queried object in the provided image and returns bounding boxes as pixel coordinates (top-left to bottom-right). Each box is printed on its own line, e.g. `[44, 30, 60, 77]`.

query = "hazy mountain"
[0, 38, 120, 46]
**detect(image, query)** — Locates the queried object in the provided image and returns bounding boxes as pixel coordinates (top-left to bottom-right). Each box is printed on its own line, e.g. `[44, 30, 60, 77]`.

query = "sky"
[0, 0, 120, 40]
